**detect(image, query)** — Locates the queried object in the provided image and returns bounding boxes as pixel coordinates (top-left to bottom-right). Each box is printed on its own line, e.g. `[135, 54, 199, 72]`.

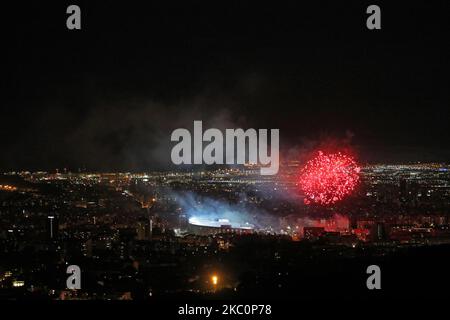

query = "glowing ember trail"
[299, 151, 360, 205]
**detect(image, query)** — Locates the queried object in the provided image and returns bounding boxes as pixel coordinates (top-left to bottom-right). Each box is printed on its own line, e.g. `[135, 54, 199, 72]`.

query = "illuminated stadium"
[188, 217, 254, 235]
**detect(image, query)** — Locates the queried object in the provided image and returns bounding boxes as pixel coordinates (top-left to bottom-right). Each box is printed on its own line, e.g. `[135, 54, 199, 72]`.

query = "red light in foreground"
[299, 151, 360, 205]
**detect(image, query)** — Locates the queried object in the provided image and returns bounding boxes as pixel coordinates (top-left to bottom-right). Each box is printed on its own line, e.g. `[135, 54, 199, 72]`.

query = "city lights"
[12, 281, 25, 288]
[0, 162, 449, 299]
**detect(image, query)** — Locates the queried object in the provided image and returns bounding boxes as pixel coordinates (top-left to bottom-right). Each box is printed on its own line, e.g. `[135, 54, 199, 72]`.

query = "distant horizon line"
[2, 162, 449, 175]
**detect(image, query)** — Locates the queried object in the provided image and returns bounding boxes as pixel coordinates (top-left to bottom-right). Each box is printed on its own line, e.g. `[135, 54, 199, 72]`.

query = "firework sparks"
[299, 151, 360, 205]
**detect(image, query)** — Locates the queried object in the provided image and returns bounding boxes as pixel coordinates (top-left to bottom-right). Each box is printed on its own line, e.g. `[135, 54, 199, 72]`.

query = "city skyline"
[1, 161, 450, 300]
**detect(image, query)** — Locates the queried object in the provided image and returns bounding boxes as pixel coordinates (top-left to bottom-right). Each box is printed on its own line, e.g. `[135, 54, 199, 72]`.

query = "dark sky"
[3, 1, 450, 171]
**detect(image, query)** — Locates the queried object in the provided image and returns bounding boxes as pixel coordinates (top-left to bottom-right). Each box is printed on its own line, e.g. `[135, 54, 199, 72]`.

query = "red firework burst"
[299, 151, 360, 205]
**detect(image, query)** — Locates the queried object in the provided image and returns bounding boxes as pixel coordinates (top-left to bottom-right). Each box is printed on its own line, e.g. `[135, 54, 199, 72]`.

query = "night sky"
[3, 1, 450, 171]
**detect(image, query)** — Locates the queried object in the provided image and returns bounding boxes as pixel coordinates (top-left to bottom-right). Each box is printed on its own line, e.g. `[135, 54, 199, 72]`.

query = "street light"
[211, 275, 218, 286]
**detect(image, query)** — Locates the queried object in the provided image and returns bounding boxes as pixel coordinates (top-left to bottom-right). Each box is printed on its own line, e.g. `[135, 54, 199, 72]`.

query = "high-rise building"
[47, 215, 59, 240]
[370, 222, 388, 242]
[303, 227, 325, 240]
[136, 220, 147, 241]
